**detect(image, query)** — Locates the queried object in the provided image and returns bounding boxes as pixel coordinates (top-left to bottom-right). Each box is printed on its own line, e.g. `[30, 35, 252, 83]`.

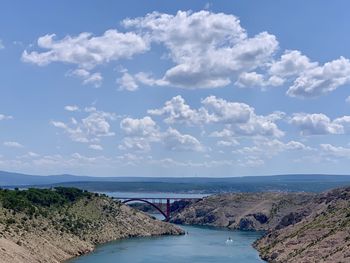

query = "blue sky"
[1, 0, 350, 177]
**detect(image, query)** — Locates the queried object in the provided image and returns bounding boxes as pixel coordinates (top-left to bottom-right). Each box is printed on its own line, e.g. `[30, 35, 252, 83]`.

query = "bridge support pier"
[166, 199, 170, 222]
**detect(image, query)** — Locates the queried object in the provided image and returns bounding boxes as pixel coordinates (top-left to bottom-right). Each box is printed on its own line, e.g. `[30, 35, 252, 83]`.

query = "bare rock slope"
[255, 187, 350, 263]
[0, 188, 183, 263]
[170, 192, 314, 231]
[171, 188, 350, 262]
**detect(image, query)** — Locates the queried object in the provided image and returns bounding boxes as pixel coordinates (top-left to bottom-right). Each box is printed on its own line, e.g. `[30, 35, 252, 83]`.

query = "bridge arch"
[122, 198, 168, 220]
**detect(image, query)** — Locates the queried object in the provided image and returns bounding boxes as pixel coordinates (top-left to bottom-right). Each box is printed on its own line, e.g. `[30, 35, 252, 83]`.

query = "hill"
[169, 187, 350, 262]
[2, 170, 350, 193]
[0, 187, 183, 263]
[255, 187, 350, 262]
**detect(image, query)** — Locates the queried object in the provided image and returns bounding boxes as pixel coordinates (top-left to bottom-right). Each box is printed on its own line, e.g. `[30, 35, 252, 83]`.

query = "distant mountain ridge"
[1, 170, 350, 191]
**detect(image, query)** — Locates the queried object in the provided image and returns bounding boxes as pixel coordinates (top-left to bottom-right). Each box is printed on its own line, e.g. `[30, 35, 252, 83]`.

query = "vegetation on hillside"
[0, 187, 93, 213]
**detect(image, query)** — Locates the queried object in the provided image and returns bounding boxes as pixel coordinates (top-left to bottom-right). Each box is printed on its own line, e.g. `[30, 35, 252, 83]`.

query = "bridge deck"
[112, 197, 202, 200]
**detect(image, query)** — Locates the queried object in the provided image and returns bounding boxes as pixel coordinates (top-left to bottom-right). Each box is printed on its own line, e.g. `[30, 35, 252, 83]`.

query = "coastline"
[0, 189, 183, 263]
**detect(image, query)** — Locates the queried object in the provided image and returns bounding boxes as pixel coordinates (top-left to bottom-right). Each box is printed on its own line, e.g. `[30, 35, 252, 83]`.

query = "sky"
[1, 0, 350, 177]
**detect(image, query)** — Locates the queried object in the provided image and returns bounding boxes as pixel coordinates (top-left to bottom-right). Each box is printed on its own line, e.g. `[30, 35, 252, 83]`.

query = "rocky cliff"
[170, 192, 314, 231]
[170, 188, 350, 262]
[0, 188, 183, 263]
[255, 187, 350, 263]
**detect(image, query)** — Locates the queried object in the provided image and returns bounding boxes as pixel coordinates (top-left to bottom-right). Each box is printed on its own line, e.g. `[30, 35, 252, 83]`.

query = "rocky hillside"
[0, 188, 183, 263]
[170, 188, 350, 262]
[255, 187, 350, 263]
[170, 192, 314, 231]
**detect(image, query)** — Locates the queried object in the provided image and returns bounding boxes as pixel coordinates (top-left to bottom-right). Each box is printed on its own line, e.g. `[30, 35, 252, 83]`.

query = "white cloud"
[119, 116, 203, 152]
[217, 139, 239, 147]
[89, 144, 103, 151]
[235, 71, 284, 88]
[117, 71, 139, 91]
[346, 96, 350, 103]
[120, 116, 159, 137]
[119, 137, 153, 152]
[233, 138, 311, 161]
[148, 95, 210, 125]
[64, 105, 80, 112]
[123, 10, 278, 89]
[163, 128, 204, 152]
[333, 116, 350, 133]
[52, 107, 116, 143]
[27, 152, 40, 158]
[0, 114, 13, 121]
[209, 129, 239, 147]
[22, 30, 149, 69]
[201, 96, 252, 123]
[20, 10, 350, 97]
[289, 113, 344, 135]
[269, 50, 318, 78]
[150, 95, 284, 137]
[0, 40, 4, 49]
[69, 69, 102, 87]
[286, 56, 350, 98]
[3, 141, 24, 148]
[237, 50, 350, 95]
[320, 144, 350, 159]
[119, 116, 160, 152]
[209, 128, 234, 138]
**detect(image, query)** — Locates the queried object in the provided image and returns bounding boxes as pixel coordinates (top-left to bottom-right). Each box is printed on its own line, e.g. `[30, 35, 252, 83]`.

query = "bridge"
[113, 197, 202, 221]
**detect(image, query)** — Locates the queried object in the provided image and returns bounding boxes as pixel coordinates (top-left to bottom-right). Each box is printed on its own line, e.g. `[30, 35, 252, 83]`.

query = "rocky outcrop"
[0, 190, 183, 263]
[255, 187, 350, 263]
[170, 188, 350, 262]
[170, 192, 314, 231]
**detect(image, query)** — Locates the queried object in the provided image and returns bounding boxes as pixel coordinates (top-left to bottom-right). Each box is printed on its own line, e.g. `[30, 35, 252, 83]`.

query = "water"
[67, 192, 265, 262]
[67, 225, 264, 263]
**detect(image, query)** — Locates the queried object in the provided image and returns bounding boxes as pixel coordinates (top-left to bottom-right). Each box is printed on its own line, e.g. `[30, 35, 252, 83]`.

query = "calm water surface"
[68, 192, 265, 263]
[68, 225, 265, 263]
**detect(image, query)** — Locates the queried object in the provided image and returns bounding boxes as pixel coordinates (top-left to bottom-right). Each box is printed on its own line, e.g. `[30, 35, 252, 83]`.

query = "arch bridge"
[113, 197, 202, 221]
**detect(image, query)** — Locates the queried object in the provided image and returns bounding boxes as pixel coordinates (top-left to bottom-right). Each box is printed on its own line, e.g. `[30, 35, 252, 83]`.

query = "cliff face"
[170, 188, 350, 263]
[170, 192, 314, 231]
[255, 187, 350, 263]
[0, 189, 183, 263]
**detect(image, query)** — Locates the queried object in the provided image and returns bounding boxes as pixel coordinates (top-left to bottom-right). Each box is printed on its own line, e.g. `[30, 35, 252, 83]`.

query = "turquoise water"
[68, 225, 265, 263]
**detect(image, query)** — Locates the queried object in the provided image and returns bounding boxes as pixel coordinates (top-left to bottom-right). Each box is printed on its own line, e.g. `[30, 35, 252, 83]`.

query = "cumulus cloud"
[117, 71, 139, 91]
[22, 30, 149, 69]
[119, 116, 203, 152]
[124, 10, 278, 89]
[235, 71, 284, 88]
[269, 50, 318, 78]
[52, 107, 116, 143]
[21, 10, 350, 96]
[233, 138, 311, 161]
[289, 113, 344, 135]
[148, 95, 210, 125]
[120, 116, 159, 137]
[149, 95, 284, 137]
[286, 56, 350, 98]
[3, 141, 24, 148]
[119, 116, 161, 151]
[163, 128, 204, 152]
